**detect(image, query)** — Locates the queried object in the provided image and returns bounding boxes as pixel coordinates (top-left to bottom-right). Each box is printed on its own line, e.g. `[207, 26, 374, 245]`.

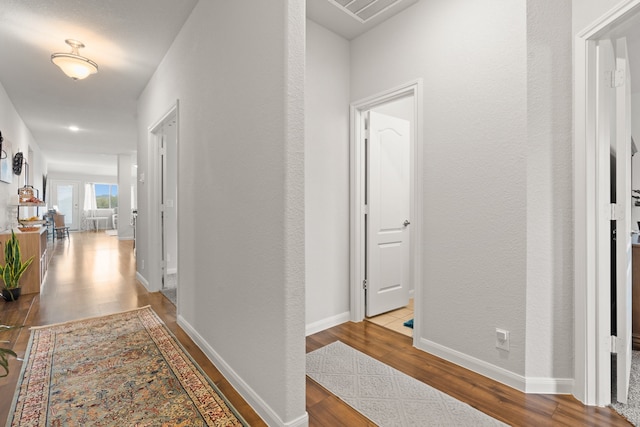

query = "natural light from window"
[95, 183, 118, 209]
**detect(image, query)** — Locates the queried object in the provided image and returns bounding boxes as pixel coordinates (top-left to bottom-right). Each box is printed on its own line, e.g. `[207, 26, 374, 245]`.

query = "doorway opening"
[350, 80, 422, 343]
[574, 1, 639, 406]
[49, 180, 80, 230]
[148, 103, 179, 305]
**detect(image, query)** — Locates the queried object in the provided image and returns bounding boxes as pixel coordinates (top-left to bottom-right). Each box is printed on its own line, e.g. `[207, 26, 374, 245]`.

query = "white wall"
[0, 81, 45, 231]
[352, 0, 527, 375]
[348, 0, 573, 390]
[137, 2, 306, 426]
[525, 0, 573, 381]
[572, 0, 622, 36]
[305, 19, 351, 334]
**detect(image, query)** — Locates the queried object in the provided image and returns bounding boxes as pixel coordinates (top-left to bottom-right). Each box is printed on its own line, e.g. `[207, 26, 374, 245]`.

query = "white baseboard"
[306, 312, 350, 336]
[417, 337, 573, 394]
[136, 272, 150, 290]
[525, 377, 574, 394]
[178, 315, 308, 427]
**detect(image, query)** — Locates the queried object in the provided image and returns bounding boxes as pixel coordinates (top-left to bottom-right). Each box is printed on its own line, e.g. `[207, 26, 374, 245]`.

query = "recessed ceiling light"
[68, 125, 79, 132]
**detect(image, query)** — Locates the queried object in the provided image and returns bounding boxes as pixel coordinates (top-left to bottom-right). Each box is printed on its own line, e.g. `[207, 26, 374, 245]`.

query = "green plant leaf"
[0, 347, 18, 378]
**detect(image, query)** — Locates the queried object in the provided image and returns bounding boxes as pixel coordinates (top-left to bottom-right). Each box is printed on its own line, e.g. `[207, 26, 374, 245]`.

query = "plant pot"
[2, 288, 21, 302]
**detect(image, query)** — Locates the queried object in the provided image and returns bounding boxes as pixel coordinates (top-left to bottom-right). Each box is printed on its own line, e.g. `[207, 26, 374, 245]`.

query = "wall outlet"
[496, 328, 510, 351]
[141, 259, 145, 270]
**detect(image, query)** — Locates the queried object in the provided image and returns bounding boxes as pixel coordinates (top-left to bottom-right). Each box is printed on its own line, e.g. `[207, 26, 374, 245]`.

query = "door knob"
[403, 220, 410, 227]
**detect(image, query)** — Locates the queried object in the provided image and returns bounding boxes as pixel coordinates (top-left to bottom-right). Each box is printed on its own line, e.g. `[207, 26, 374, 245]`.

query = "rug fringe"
[29, 305, 155, 330]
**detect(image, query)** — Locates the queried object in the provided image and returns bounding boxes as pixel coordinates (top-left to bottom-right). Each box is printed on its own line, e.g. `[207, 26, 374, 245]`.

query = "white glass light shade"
[51, 54, 98, 80]
[51, 40, 98, 80]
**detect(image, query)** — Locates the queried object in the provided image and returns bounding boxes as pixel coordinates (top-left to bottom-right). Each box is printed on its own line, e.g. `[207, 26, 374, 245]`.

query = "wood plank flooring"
[307, 322, 632, 426]
[0, 231, 633, 426]
[0, 232, 266, 426]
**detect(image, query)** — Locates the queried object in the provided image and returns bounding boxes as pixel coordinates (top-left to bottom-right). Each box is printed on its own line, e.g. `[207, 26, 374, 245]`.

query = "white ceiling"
[1, 1, 639, 178]
[306, 0, 418, 40]
[0, 0, 199, 176]
[0, 0, 418, 177]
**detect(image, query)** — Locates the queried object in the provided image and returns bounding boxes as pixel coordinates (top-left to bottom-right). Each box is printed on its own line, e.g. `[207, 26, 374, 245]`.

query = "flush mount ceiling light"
[51, 39, 98, 80]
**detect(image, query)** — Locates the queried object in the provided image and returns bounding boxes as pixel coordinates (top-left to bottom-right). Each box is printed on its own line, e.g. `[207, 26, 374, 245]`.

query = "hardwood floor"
[0, 232, 266, 426]
[0, 231, 632, 426]
[307, 322, 632, 426]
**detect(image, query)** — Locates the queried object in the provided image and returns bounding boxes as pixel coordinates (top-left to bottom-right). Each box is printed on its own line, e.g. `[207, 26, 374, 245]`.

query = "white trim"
[574, 0, 640, 406]
[178, 315, 309, 427]
[136, 271, 150, 290]
[305, 312, 350, 336]
[147, 101, 179, 294]
[417, 338, 574, 395]
[349, 80, 423, 346]
[525, 378, 575, 395]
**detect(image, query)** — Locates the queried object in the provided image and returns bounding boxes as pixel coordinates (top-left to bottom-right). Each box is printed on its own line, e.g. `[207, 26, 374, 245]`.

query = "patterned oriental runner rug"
[307, 341, 507, 427]
[6, 306, 247, 426]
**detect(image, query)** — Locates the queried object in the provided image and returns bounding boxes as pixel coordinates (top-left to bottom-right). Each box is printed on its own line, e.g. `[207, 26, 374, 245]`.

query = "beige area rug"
[307, 341, 507, 426]
[6, 306, 247, 426]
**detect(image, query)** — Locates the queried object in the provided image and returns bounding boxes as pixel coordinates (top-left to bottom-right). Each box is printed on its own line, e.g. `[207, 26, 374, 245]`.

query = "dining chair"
[53, 213, 70, 240]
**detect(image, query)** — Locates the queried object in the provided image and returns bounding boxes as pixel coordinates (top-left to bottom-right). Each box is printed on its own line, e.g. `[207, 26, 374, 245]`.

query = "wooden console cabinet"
[0, 228, 51, 294]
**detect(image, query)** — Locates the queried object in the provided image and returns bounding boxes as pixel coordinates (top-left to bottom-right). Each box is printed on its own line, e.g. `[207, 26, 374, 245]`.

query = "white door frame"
[350, 79, 423, 344]
[574, 0, 640, 406]
[147, 101, 179, 293]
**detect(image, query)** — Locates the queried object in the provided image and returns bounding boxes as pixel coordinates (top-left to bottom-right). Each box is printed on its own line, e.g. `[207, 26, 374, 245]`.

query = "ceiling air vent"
[328, 0, 404, 23]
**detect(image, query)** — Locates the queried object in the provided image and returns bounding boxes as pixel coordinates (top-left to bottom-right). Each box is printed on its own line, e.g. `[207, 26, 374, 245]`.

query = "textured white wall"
[572, 0, 623, 36]
[305, 20, 351, 331]
[0, 82, 44, 231]
[137, 1, 306, 426]
[525, 0, 573, 380]
[351, 0, 529, 375]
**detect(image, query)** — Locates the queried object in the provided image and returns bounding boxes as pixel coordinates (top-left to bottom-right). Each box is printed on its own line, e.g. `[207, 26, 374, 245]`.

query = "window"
[95, 184, 118, 209]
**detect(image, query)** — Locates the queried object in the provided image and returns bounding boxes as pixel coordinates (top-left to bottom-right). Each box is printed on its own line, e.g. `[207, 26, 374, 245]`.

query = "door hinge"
[609, 69, 625, 88]
[610, 203, 618, 221]
[611, 335, 618, 354]
[362, 279, 368, 290]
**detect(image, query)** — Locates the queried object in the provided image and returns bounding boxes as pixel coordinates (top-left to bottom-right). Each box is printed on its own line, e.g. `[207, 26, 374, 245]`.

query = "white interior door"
[158, 114, 178, 291]
[366, 111, 411, 317]
[615, 36, 633, 404]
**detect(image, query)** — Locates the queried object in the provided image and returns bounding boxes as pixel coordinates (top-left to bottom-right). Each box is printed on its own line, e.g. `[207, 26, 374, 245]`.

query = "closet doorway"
[149, 104, 179, 305]
[350, 80, 422, 343]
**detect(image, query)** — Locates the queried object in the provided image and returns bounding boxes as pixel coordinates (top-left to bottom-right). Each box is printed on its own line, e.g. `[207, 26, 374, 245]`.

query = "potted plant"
[0, 325, 17, 377]
[0, 230, 34, 301]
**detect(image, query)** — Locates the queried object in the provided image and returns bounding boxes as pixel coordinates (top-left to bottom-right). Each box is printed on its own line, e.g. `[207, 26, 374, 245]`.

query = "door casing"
[147, 101, 179, 294]
[574, 0, 640, 406]
[350, 79, 423, 346]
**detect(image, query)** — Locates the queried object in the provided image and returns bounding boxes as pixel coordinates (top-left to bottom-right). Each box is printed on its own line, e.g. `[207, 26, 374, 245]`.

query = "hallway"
[0, 231, 632, 426]
[0, 232, 265, 426]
